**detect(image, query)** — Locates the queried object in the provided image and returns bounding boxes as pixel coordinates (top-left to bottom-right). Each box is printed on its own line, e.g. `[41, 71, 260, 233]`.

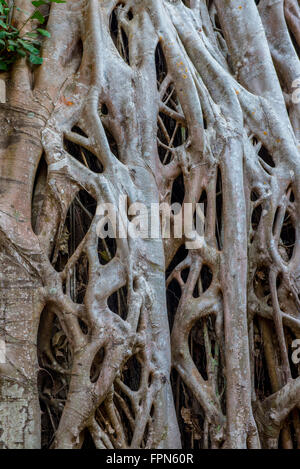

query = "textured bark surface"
[0, 0, 299, 449]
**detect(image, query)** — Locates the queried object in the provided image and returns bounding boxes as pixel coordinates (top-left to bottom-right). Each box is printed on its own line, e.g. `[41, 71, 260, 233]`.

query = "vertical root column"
[0, 250, 42, 449]
[220, 138, 260, 449]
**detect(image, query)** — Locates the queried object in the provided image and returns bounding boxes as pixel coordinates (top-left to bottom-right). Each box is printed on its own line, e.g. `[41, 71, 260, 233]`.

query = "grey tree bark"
[0, 0, 299, 449]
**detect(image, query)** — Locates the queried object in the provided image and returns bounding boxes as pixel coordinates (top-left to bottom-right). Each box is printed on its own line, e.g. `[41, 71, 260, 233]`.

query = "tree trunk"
[0, 0, 299, 449]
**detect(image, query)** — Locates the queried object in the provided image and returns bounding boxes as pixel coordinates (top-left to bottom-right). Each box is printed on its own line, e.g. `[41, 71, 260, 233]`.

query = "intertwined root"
[0, 0, 299, 449]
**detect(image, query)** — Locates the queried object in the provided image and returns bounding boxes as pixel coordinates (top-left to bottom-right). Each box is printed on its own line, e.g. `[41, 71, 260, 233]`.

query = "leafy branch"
[0, 0, 66, 71]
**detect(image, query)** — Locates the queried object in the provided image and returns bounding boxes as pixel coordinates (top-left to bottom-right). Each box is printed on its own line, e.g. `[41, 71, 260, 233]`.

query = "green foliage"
[0, 0, 66, 71]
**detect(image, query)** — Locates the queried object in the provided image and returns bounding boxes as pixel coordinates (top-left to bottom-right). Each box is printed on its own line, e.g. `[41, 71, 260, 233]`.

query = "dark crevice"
[193, 265, 213, 298]
[215, 168, 223, 250]
[189, 320, 208, 381]
[167, 278, 181, 332]
[98, 237, 117, 265]
[251, 190, 259, 202]
[90, 347, 105, 383]
[258, 145, 275, 170]
[100, 103, 109, 116]
[38, 311, 71, 448]
[107, 286, 128, 320]
[55, 191, 96, 273]
[200, 265, 213, 292]
[103, 127, 120, 160]
[155, 41, 168, 86]
[64, 126, 103, 173]
[255, 319, 273, 400]
[122, 355, 141, 391]
[181, 267, 190, 283]
[280, 211, 295, 260]
[251, 204, 262, 232]
[171, 173, 185, 206]
[110, 4, 130, 65]
[75, 254, 89, 304]
[31, 152, 47, 233]
[157, 108, 188, 164]
[253, 266, 270, 299]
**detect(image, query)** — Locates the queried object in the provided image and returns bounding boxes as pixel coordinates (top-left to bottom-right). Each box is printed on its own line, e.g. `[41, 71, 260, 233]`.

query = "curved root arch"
[0, 0, 300, 449]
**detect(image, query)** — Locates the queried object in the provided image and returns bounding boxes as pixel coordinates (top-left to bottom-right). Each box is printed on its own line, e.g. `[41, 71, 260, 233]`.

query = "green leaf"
[30, 40, 42, 46]
[0, 19, 8, 29]
[31, 10, 45, 24]
[16, 49, 26, 57]
[0, 61, 8, 70]
[31, 0, 47, 6]
[99, 250, 110, 262]
[15, 7, 30, 15]
[7, 40, 16, 51]
[0, 30, 8, 38]
[29, 54, 43, 65]
[37, 28, 50, 37]
[25, 32, 39, 38]
[181, 126, 186, 142]
[18, 39, 40, 55]
[0, 39, 5, 47]
[49, 0, 67, 3]
[22, 38, 41, 46]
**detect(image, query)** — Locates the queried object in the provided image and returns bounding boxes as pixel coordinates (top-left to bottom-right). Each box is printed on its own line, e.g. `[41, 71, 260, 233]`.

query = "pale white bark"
[0, 0, 299, 449]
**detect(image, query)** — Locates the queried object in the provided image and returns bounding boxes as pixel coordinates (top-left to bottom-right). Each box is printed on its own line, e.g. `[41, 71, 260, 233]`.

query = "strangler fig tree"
[0, 0, 299, 449]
